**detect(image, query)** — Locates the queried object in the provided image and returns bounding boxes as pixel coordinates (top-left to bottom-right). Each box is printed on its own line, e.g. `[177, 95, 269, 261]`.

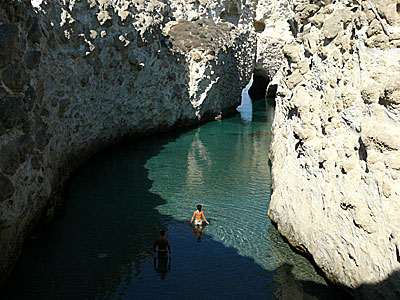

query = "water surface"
[1, 99, 348, 299]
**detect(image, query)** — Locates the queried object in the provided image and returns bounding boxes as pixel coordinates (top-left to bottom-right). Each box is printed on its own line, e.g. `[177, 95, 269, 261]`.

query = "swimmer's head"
[159, 230, 166, 236]
[197, 204, 202, 211]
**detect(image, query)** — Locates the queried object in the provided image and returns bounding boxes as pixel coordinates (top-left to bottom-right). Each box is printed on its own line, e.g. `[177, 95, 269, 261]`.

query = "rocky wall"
[268, 0, 400, 299]
[0, 0, 256, 283]
[254, 0, 294, 81]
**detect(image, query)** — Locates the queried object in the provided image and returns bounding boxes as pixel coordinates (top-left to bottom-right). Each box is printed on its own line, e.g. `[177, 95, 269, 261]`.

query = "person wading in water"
[153, 230, 171, 279]
[154, 230, 171, 258]
[190, 204, 210, 227]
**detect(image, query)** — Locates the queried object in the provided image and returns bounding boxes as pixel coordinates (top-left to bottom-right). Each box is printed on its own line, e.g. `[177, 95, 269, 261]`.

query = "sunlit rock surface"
[268, 1, 400, 298]
[0, 0, 256, 282]
[254, 0, 294, 80]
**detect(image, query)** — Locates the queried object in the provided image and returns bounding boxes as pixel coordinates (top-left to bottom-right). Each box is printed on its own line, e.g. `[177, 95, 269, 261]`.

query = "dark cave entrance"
[248, 73, 277, 104]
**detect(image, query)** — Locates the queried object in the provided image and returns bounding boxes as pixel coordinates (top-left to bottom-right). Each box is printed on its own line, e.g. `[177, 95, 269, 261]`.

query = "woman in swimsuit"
[190, 204, 210, 227]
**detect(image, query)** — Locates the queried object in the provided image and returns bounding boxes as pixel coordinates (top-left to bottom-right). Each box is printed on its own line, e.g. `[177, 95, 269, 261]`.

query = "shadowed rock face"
[268, 0, 400, 299]
[0, 0, 256, 283]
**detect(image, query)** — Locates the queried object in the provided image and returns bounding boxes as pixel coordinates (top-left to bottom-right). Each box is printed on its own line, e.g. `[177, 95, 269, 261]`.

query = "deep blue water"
[0, 99, 348, 299]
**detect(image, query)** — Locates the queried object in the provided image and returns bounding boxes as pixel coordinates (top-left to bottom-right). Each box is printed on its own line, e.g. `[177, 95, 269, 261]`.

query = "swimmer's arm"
[202, 211, 210, 224]
[190, 211, 195, 224]
[167, 239, 171, 254]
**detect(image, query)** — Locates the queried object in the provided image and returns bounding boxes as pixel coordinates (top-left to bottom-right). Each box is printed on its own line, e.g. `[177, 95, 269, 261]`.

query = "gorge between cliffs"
[1, 0, 400, 299]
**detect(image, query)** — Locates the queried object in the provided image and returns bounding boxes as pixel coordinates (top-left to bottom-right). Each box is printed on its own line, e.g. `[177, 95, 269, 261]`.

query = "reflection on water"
[153, 256, 171, 280]
[186, 130, 211, 188]
[236, 74, 253, 122]
[0, 99, 350, 300]
[191, 224, 208, 242]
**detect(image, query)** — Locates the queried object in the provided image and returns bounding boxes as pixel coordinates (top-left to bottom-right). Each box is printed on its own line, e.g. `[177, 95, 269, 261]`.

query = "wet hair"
[197, 204, 202, 211]
[159, 230, 166, 236]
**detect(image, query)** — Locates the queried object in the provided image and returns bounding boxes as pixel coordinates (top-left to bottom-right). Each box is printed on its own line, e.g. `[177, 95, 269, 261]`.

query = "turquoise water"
[0, 99, 349, 299]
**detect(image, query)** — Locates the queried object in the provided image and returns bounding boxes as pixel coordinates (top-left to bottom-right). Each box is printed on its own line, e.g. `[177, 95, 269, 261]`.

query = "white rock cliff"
[268, 0, 400, 299]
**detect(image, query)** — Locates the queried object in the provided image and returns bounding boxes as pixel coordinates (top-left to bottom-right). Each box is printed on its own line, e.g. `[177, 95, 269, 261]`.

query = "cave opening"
[248, 74, 268, 101]
[248, 72, 277, 106]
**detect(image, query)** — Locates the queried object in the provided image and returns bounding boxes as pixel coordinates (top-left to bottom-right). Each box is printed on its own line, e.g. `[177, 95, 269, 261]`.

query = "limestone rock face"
[0, 0, 256, 282]
[254, 0, 295, 80]
[268, 1, 400, 299]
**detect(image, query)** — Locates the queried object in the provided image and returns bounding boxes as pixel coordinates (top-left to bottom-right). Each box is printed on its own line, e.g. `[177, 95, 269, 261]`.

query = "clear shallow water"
[1, 99, 349, 300]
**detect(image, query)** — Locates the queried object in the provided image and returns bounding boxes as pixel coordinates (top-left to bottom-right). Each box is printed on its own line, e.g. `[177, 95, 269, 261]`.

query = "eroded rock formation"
[2, 0, 400, 298]
[268, 1, 400, 299]
[254, 0, 294, 81]
[0, 0, 256, 282]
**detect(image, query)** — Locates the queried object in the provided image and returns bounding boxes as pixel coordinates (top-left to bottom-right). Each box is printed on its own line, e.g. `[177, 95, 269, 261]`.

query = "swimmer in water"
[153, 230, 171, 259]
[190, 204, 210, 227]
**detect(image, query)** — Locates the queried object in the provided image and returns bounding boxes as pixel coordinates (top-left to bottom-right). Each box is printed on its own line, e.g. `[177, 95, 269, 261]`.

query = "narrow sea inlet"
[1, 99, 345, 299]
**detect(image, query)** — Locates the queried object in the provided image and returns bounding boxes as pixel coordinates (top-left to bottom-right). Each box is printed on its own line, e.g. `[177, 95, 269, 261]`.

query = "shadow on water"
[0, 130, 182, 299]
[0, 100, 361, 300]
